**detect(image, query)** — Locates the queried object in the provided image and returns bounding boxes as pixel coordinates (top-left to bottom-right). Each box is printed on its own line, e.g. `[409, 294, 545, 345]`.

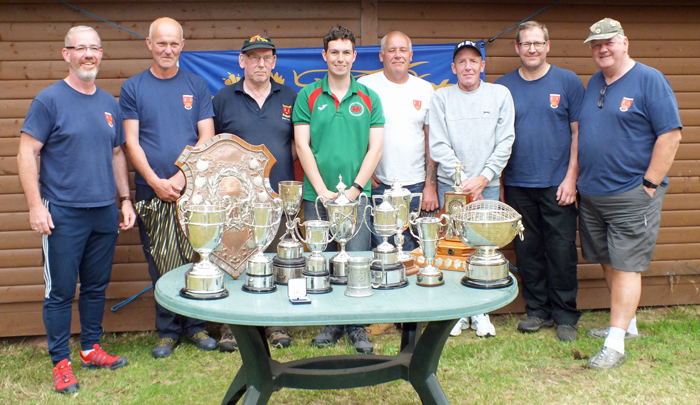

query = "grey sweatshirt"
[429, 81, 515, 189]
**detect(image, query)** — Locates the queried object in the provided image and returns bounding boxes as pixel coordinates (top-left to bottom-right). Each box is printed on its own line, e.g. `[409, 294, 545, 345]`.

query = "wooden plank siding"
[0, 0, 698, 337]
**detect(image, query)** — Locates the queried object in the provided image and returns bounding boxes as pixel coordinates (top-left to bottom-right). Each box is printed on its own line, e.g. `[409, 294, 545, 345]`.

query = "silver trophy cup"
[410, 213, 450, 287]
[365, 191, 408, 289]
[180, 203, 229, 300]
[295, 219, 334, 294]
[273, 181, 306, 284]
[242, 200, 282, 294]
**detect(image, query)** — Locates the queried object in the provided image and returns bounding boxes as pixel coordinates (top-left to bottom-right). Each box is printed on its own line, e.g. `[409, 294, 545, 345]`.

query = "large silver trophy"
[383, 179, 422, 275]
[365, 191, 408, 289]
[294, 219, 334, 294]
[180, 203, 229, 300]
[410, 213, 450, 287]
[242, 201, 283, 293]
[272, 181, 306, 284]
[451, 200, 524, 289]
[316, 176, 367, 285]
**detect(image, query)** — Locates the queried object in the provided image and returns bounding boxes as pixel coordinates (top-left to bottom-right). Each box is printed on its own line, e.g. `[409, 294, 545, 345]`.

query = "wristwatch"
[642, 178, 658, 189]
[351, 182, 364, 193]
[119, 196, 133, 204]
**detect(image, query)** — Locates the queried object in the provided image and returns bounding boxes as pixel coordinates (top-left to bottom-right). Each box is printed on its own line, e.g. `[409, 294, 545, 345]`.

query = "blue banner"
[179, 41, 486, 95]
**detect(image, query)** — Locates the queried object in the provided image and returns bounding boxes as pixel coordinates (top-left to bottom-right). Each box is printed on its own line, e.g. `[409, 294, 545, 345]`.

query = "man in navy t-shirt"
[17, 26, 135, 394]
[120, 17, 217, 359]
[578, 18, 682, 370]
[495, 21, 584, 342]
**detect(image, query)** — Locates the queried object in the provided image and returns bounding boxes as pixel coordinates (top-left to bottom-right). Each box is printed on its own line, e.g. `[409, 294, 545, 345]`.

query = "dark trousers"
[136, 185, 205, 340]
[370, 181, 423, 252]
[504, 186, 580, 325]
[43, 202, 119, 365]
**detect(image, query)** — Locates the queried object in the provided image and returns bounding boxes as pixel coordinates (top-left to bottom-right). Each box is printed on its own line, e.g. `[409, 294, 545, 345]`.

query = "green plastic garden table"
[155, 252, 517, 405]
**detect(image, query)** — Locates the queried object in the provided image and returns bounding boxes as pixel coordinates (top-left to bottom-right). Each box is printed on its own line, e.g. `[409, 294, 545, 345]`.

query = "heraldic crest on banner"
[175, 133, 277, 279]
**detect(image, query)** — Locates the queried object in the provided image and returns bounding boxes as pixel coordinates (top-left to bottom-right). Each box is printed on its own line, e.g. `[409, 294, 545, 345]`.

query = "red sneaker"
[80, 344, 128, 370]
[53, 359, 79, 394]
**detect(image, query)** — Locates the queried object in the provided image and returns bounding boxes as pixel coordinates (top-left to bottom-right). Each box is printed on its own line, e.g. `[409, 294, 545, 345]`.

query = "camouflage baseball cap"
[584, 18, 625, 43]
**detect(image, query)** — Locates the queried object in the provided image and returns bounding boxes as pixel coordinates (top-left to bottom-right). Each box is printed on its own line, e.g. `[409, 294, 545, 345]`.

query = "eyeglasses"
[590, 40, 620, 51]
[598, 85, 607, 108]
[66, 45, 102, 54]
[246, 54, 275, 64]
[518, 41, 547, 50]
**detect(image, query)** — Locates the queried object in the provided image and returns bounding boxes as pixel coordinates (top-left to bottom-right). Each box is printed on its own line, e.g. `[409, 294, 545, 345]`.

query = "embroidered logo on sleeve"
[620, 97, 633, 112]
[349, 102, 364, 116]
[183, 95, 194, 110]
[550, 94, 561, 109]
[105, 112, 113, 127]
[413, 100, 422, 110]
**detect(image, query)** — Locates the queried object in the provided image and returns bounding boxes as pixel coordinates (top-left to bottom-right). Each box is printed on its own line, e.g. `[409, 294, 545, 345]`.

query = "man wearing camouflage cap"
[577, 18, 682, 369]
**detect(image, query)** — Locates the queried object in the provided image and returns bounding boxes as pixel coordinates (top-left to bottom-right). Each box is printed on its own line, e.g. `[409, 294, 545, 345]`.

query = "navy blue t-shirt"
[496, 65, 584, 187]
[119, 68, 214, 186]
[578, 63, 682, 196]
[21, 80, 125, 208]
[213, 79, 297, 193]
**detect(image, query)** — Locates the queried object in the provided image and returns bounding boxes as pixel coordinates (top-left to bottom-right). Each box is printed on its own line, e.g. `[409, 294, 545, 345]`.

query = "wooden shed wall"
[0, 0, 698, 336]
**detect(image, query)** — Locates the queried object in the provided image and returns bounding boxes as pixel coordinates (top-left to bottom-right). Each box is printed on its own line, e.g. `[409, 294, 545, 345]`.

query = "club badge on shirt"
[550, 94, 561, 109]
[413, 100, 422, 110]
[282, 104, 292, 120]
[105, 112, 113, 127]
[620, 97, 633, 112]
[349, 102, 364, 117]
[183, 95, 194, 110]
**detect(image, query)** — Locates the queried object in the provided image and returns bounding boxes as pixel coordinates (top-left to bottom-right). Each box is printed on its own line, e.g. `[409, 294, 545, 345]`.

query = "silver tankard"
[344, 256, 382, 298]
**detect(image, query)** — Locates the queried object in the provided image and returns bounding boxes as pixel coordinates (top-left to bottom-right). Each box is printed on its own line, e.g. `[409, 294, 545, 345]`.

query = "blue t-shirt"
[578, 63, 682, 196]
[496, 65, 584, 187]
[213, 79, 297, 193]
[21, 80, 125, 208]
[119, 68, 214, 186]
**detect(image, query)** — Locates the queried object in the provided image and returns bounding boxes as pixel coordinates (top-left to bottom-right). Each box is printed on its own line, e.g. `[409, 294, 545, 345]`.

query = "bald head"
[149, 17, 184, 41]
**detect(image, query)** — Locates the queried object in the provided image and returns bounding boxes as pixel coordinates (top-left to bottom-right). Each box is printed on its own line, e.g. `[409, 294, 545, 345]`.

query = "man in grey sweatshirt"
[429, 40, 515, 337]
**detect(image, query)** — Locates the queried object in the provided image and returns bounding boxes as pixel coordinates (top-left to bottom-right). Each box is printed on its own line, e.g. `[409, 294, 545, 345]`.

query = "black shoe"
[266, 327, 292, 348]
[312, 325, 344, 347]
[187, 331, 217, 351]
[517, 316, 555, 332]
[346, 326, 373, 354]
[152, 337, 177, 358]
[556, 325, 577, 342]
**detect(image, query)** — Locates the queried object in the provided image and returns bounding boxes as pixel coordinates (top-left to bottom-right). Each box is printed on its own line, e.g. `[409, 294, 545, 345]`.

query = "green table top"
[155, 252, 518, 326]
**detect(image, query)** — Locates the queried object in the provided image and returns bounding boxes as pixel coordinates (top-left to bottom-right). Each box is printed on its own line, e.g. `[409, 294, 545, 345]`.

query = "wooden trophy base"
[400, 254, 419, 276]
[410, 241, 474, 273]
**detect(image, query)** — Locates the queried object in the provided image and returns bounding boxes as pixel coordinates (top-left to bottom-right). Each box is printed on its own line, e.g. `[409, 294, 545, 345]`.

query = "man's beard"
[71, 61, 99, 81]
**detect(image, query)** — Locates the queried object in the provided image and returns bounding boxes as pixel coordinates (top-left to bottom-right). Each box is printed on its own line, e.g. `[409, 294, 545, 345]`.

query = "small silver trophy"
[383, 179, 422, 274]
[180, 203, 229, 300]
[272, 181, 306, 284]
[295, 219, 334, 294]
[316, 175, 367, 285]
[242, 200, 283, 294]
[410, 213, 450, 287]
[345, 256, 381, 298]
[365, 191, 408, 289]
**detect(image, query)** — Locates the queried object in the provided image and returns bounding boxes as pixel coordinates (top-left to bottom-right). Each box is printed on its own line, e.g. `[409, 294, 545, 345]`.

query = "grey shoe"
[346, 326, 373, 354]
[217, 333, 238, 352]
[556, 325, 577, 342]
[588, 346, 627, 369]
[312, 325, 344, 347]
[265, 327, 292, 348]
[588, 327, 642, 340]
[517, 316, 555, 332]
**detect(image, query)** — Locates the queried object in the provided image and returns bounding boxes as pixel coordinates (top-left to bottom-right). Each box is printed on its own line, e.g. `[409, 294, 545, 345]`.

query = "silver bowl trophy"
[180, 203, 229, 300]
[365, 190, 408, 289]
[316, 176, 367, 285]
[242, 200, 283, 294]
[272, 181, 306, 284]
[383, 179, 422, 275]
[451, 200, 524, 289]
[409, 213, 450, 287]
[295, 219, 334, 294]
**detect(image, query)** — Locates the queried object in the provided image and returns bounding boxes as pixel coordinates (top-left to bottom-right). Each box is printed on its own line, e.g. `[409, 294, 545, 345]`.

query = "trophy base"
[416, 270, 445, 287]
[400, 254, 419, 276]
[330, 252, 351, 285]
[273, 256, 306, 285]
[411, 242, 473, 273]
[461, 275, 514, 289]
[330, 275, 348, 285]
[370, 261, 408, 289]
[344, 285, 374, 298]
[242, 284, 278, 294]
[179, 287, 229, 300]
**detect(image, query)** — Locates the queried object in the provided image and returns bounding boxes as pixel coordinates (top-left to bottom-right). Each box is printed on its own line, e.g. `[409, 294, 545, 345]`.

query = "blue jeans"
[370, 182, 423, 251]
[438, 181, 500, 208]
[303, 198, 371, 252]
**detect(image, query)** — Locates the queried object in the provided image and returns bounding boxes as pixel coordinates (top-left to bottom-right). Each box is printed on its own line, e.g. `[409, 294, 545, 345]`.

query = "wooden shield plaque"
[176, 133, 277, 279]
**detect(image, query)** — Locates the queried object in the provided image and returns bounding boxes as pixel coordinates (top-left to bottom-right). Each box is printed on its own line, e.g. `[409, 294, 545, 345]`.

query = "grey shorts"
[578, 183, 666, 272]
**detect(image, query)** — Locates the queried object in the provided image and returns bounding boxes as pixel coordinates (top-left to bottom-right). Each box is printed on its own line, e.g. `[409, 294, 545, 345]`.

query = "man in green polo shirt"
[293, 25, 384, 354]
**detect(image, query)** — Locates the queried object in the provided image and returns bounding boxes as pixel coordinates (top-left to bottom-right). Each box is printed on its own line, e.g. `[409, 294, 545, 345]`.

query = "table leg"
[222, 325, 275, 405]
[407, 320, 454, 405]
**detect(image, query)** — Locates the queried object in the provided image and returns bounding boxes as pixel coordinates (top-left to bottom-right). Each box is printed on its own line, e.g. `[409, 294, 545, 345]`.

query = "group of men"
[18, 15, 681, 394]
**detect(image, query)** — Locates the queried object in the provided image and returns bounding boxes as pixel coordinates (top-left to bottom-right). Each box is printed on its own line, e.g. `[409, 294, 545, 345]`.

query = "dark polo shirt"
[213, 78, 297, 193]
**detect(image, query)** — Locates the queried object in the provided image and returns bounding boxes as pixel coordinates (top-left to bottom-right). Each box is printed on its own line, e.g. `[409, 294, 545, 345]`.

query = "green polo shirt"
[293, 74, 384, 201]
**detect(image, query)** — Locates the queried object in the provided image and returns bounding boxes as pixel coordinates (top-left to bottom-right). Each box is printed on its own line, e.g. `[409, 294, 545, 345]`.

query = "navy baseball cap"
[242, 35, 276, 53]
[453, 40, 481, 60]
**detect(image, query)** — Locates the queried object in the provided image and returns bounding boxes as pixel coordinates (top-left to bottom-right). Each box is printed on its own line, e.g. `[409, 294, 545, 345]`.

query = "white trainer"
[449, 318, 470, 336]
[471, 314, 496, 337]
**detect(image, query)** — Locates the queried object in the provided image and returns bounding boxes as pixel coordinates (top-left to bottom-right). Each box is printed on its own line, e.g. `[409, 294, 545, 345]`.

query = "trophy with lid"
[316, 175, 367, 285]
[272, 181, 306, 285]
[382, 179, 422, 275]
[365, 190, 409, 289]
[242, 200, 283, 293]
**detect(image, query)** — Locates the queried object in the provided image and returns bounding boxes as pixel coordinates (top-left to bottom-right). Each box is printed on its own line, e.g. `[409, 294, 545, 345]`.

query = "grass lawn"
[1, 306, 699, 404]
